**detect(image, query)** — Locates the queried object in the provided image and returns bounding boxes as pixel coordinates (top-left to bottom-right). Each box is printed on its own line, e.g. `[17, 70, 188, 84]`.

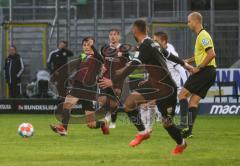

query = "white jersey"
[166, 43, 188, 92]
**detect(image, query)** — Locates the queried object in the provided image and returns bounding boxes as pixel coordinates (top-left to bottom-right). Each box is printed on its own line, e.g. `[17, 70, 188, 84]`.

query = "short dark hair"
[133, 19, 147, 34]
[60, 40, 68, 47]
[81, 36, 95, 45]
[154, 31, 168, 42]
[109, 28, 120, 35]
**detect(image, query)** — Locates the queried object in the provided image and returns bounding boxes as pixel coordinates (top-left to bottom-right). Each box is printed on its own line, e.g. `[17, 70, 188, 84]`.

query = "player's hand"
[128, 45, 139, 52]
[99, 77, 113, 89]
[191, 67, 200, 74]
[184, 62, 194, 74]
[183, 59, 189, 63]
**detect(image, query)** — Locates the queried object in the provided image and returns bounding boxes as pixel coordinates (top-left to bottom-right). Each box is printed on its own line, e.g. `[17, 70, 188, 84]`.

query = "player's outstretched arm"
[160, 48, 194, 73]
[115, 60, 140, 80]
[184, 56, 195, 64]
[91, 45, 104, 63]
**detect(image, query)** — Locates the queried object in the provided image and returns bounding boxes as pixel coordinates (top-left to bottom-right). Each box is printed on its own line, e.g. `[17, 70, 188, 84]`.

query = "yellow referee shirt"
[194, 29, 217, 67]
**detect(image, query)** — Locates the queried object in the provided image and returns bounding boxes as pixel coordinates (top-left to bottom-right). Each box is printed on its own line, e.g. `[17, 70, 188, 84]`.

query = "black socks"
[111, 111, 118, 123]
[165, 125, 183, 145]
[179, 99, 188, 127]
[95, 121, 105, 128]
[127, 109, 145, 132]
[188, 107, 198, 132]
[62, 109, 70, 130]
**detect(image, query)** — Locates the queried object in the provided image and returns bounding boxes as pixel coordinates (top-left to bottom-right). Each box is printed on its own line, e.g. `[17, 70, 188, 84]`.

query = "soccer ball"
[18, 123, 34, 138]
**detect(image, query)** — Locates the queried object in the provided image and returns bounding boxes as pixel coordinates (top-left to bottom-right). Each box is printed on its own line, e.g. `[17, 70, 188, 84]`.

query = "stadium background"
[0, 1, 239, 166]
[0, 0, 239, 109]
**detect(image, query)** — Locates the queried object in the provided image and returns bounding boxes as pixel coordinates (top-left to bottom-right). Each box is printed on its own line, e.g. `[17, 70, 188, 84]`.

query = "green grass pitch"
[0, 114, 239, 166]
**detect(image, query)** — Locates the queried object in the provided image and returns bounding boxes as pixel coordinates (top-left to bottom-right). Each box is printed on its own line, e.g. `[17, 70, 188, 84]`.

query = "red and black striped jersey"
[73, 46, 104, 86]
[101, 44, 129, 89]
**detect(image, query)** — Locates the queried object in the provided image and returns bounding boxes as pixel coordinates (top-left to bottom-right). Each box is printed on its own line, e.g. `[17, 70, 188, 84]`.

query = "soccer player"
[116, 20, 193, 155]
[141, 32, 189, 133]
[50, 37, 109, 136]
[100, 29, 129, 129]
[178, 12, 217, 138]
[153, 31, 188, 93]
[128, 47, 159, 132]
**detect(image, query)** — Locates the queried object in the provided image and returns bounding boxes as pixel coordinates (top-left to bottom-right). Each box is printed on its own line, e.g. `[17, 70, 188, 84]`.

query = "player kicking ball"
[50, 37, 109, 136]
[116, 20, 193, 155]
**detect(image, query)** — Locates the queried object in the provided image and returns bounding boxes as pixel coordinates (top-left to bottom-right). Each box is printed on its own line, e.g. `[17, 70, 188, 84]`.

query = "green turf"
[0, 114, 239, 166]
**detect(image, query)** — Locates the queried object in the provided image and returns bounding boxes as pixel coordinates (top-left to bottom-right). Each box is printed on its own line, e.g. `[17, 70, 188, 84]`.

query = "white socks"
[140, 104, 159, 132]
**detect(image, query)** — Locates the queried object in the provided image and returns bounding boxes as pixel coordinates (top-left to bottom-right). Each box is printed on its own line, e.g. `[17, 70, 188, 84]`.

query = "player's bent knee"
[124, 102, 137, 112]
[178, 93, 183, 100]
[178, 92, 186, 100]
[178, 88, 190, 100]
[63, 102, 73, 109]
[162, 117, 173, 128]
[124, 105, 135, 112]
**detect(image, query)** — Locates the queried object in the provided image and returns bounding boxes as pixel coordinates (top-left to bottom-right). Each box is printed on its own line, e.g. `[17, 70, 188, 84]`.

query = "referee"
[178, 12, 217, 138]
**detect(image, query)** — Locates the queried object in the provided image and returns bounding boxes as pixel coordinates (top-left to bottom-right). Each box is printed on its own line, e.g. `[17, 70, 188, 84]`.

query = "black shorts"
[134, 79, 178, 118]
[100, 88, 115, 97]
[184, 66, 216, 99]
[67, 81, 96, 111]
[156, 88, 177, 118]
[134, 78, 177, 102]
